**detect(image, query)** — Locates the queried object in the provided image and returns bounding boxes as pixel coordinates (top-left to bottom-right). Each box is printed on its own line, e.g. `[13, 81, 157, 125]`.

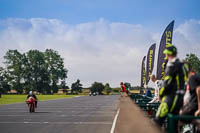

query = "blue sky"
[0, 0, 200, 87]
[1, 0, 200, 27]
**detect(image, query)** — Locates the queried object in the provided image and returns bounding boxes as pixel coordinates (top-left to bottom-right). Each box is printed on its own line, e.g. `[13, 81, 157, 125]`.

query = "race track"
[0, 95, 120, 133]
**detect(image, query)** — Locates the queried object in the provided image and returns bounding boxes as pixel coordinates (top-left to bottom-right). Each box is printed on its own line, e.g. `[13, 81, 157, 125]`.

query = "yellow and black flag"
[141, 56, 146, 87]
[156, 20, 174, 80]
[145, 43, 156, 85]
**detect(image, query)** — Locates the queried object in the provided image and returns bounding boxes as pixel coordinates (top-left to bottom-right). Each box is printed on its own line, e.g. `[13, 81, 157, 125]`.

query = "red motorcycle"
[26, 97, 36, 113]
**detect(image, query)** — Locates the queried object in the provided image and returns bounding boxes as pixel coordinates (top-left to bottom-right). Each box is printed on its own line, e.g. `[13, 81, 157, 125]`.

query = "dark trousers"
[154, 94, 183, 126]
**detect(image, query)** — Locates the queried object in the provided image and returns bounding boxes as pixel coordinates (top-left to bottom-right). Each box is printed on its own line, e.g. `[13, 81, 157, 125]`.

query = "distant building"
[58, 88, 71, 94]
[7, 89, 17, 94]
[58, 89, 65, 94]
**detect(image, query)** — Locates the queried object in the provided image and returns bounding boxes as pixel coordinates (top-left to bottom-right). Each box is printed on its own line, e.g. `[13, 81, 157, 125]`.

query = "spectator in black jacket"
[180, 64, 200, 117]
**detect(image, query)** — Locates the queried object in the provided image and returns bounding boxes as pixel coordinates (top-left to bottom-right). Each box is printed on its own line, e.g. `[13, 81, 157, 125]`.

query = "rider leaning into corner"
[27, 91, 38, 108]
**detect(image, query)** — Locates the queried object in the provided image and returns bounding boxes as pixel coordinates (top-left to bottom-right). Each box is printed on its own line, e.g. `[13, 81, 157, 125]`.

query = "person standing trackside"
[154, 45, 188, 128]
[148, 74, 163, 103]
[120, 82, 128, 97]
[180, 64, 200, 117]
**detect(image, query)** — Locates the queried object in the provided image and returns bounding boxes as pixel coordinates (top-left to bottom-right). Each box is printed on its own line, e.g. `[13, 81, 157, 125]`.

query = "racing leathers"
[155, 57, 188, 125]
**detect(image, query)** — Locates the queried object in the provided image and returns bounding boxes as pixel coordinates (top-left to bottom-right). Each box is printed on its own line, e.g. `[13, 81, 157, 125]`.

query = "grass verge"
[0, 95, 80, 105]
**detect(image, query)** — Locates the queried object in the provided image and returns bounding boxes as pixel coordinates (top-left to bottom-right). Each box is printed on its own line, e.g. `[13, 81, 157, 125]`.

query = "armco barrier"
[130, 93, 200, 133]
[168, 113, 200, 133]
[130, 93, 160, 117]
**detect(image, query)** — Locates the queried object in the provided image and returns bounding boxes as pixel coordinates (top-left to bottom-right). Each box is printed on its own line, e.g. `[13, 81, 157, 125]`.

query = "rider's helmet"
[29, 91, 33, 95]
[163, 45, 177, 56]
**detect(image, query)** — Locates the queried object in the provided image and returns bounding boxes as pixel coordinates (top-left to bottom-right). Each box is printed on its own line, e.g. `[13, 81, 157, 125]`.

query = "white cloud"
[0, 18, 200, 87]
[174, 19, 200, 58]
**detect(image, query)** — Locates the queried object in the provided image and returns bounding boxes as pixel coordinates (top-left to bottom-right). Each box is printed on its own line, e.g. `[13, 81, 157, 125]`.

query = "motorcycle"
[26, 97, 36, 113]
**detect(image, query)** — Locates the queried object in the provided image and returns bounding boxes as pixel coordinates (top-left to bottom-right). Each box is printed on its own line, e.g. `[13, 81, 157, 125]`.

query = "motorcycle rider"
[154, 45, 188, 128]
[27, 91, 38, 108]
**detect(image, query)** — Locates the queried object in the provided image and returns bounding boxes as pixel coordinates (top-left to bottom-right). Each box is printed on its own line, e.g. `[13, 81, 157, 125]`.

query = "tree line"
[0, 49, 68, 94]
[70, 80, 113, 95]
[0, 49, 114, 95]
[0, 50, 199, 95]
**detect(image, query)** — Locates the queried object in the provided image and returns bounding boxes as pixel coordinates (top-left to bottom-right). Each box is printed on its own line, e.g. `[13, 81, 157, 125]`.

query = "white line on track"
[0, 115, 27, 117]
[110, 108, 120, 133]
[0, 121, 112, 125]
[0, 111, 63, 113]
[6, 106, 115, 109]
[59, 114, 114, 117]
[0, 111, 115, 114]
[0, 114, 114, 117]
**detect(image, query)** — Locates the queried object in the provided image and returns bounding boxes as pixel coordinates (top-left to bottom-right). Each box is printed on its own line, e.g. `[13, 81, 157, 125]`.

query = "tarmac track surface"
[0, 95, 120, 133]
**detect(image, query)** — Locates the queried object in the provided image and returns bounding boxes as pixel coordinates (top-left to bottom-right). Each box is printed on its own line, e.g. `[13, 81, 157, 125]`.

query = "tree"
[90, 82, 104, 94]
[25, 50, 48, 93]
[0, 67, 11, 93]
[4, 50, 25, 94]
[60, 81, 69, 94]
[104, 83, 112, 95]
[44, 49, 68, 93]
[2, 49, 68, 94]
[71, 79, 82, 94]
[185, 53, 200, 74]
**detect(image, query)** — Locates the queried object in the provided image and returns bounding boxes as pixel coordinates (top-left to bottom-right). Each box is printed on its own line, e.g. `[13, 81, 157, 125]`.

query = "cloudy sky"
[0, 0, 200, 87]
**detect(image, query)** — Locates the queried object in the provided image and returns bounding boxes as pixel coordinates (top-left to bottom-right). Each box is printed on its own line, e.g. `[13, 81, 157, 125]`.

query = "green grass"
[0, 95, 80, 105]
